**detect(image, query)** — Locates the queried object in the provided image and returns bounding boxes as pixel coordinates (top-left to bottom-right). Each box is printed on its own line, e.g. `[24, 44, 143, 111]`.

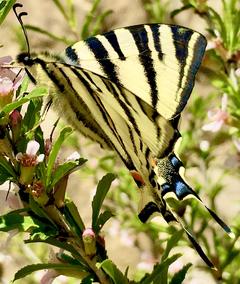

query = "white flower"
[202, 94, 228, 132]
[0, 184, 22, 214]
[199, 140, 210, 151]
[16, 140, 44, 166]
[66, 151, 80, 161]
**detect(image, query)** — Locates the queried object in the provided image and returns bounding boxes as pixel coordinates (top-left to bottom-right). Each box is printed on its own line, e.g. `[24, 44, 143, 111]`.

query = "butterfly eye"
[17, 52, 34, 66]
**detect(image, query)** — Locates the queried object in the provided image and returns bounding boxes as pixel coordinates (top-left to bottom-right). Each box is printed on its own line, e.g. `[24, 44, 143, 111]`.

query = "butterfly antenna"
[13, 3, 31, 57]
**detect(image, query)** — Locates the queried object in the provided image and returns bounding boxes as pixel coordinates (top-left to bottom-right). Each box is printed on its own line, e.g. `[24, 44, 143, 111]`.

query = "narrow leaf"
[140, 254, 181, 284]
[50, 158, 87, 188]
[64, 201, 85, 233]
[0, 87, 47, 116]
[100, 259, 129, 284]
[95, 210, 114, 233]
[13, 263, 89, 282]
[92, 173, 115, 228]
[162, 230, 183, 261]
[0, 211, 38, 232]
[0, 0, 16, 25]
[46, 126, 73, 187]
[170, 263, 192, 284]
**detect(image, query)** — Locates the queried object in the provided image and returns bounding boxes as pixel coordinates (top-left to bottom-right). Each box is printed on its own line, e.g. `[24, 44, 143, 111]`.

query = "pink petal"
[37, 154, 45, 163]
[0, 56, 13, 65]
[16, 152, 23, 161]
[207, 109, 219, 120]
[66, 151, 80, 161]
[0, 77, 14, 95]
[202, 120, 223, 132]
[26, 140, 40, 156]
[221, 93, 228, 111]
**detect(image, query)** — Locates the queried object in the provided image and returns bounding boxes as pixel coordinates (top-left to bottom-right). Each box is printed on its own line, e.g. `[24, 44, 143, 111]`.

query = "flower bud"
[44, 138, 52, 157]
[16, 140, 45, 185]
[9, 110, 22, 143]
[82, 228, 96, 257]
[31, 181, 49, 205]
[53, 174, 69, 208]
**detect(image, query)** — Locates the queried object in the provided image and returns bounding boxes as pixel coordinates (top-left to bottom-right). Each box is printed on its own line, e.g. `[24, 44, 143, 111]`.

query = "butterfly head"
[17, 52, 35, 67]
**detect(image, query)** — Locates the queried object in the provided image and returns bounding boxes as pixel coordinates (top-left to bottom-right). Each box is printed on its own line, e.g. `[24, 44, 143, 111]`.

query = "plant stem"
[71, 241, 111, 284]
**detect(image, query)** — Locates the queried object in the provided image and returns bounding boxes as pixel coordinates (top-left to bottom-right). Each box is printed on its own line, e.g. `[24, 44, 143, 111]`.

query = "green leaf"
[46, 126, 73, 187]
[162, 230, 184, 261]
[29, 196, 57, 228]
[0, 155, 17, 184]
[50, 158, 87, 188]
[0, 210, 39, 232]
[13, 263, 89, 282]
[81, 275, 95, 284]
[25, 237, 87, 266]
[0, 0, 16, 25]
[170, 263, 192, 284]
[22, 98, 42, 133]
[0, 87, 47, 116]
[92, 173, 115, 229]
[100, 259, 129, 284]
[140, 254, 182, 284]
[158, 230, 184, 284]
[64, 201, 85, 233]
[95, 210, 114, 233]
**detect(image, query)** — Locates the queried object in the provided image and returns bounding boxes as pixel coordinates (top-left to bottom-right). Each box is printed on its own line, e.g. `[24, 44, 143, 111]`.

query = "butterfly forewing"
[65, 24, 207, 120]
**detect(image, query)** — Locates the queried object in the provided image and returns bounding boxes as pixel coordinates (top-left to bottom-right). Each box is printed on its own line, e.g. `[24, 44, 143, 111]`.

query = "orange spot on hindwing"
[130, 170, 145, 187]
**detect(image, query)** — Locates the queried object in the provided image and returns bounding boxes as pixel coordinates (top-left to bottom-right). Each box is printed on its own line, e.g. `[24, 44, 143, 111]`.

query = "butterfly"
[14, 4, 233, 268]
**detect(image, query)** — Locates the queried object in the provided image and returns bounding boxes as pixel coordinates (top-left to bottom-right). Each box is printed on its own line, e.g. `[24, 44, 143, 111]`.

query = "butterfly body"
[17, 24, 232, 268]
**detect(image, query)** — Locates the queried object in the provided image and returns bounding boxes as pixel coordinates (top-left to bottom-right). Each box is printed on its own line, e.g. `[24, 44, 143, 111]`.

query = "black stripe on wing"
[85, 36, 120, 84]
[104, 30, 126, 60]
[170, 26, 207, 115]
[126, 25, 158, 110]
[150, 25, 163, 61]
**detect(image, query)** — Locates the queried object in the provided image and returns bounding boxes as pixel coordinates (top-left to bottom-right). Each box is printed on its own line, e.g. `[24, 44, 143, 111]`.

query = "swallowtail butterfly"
[14, 3, 233, 268]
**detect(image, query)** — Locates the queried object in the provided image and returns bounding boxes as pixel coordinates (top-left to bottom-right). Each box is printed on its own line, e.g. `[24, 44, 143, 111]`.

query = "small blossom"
[31, 181, 49, 205]
[206, 38, 228, 61]
[0, 56, 24, 108]
[82, 228, 96, 256]
[120, 229, 135, 247]
[199, 140, 210, 152]
[66, 151, 80, 161]
[202, 94, 228, 132]
[16, 140, 44, 185]
[16, 140, 44, 167]
[0, 184, 22, 214]
[137, 252, 155, 272]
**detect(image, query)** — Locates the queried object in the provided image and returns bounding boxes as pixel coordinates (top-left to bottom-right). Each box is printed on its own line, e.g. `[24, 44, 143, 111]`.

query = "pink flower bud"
[44, 138, 52, 157]
[82, 228, 96, 257]
[9, 110, 22, 143]
[31, 181, 49, 205]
